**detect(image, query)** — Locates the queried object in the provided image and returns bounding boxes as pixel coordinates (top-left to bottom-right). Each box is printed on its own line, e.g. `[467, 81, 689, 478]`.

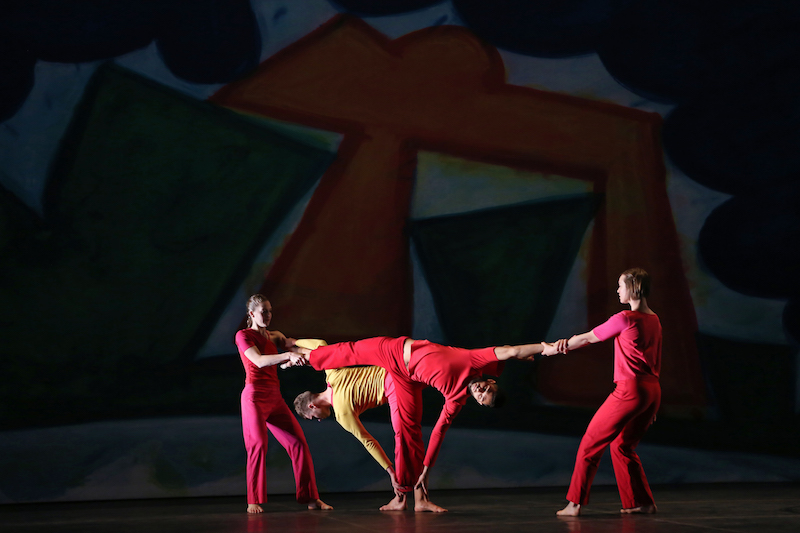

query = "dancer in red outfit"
[290, 336, 549, 512]
[235, 294, 333, 514]
[548, 268, 662, 517]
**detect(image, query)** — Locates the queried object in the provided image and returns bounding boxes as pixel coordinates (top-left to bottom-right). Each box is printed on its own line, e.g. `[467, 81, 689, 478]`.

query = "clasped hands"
[280, 338, 311, 368]
[542, 338, 570, 356]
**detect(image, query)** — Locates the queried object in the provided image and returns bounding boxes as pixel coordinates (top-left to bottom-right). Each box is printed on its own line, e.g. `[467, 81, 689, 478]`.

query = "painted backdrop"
[1, 0, 798, 503]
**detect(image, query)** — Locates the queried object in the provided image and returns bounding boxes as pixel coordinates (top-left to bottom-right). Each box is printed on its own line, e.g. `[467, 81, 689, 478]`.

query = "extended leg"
[561, 381, 648, 514]
[380, 374, 425, 510]
[380, 373, 409, 510]
[267, 400, 331, 509]
[241, 386, 271, 512]
[309, 337, 408, 376]
[379, 373, 444, 512]
[612, 381, 660, 512]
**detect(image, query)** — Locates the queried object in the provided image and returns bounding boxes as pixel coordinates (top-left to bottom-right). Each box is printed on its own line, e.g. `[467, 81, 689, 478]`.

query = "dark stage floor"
[2, 483, 799, 533]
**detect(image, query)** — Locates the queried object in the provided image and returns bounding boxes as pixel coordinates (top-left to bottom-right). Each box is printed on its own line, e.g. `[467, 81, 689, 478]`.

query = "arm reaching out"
[281, 346, 312, 368]
[244, 346, 307, 368]
[336, 408, 395, 477]
[553, 331, 601, 354]
[494, 342, 547, 361]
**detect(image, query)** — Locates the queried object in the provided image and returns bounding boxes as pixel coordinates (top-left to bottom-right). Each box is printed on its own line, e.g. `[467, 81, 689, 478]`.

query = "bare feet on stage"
[556, 501, 581, 516]
[248, 500, 332, 513]
[308, 499, 334, 510]
[621, 504, 657, 514]
[414, 488, 447, 513]
[380, 489, 446, 512]
[380, 494, 408, 511]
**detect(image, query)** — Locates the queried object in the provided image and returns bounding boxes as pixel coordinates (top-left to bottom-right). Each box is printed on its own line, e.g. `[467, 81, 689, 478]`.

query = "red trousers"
[383, 366, 426, 492]
[241, 384, 319, 504]
[310, 338, 424, 491]
[566, 378, 660, 508]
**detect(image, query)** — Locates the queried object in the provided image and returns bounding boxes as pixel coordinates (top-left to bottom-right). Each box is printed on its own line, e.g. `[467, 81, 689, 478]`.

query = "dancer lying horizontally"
[286, 337, 551, 511]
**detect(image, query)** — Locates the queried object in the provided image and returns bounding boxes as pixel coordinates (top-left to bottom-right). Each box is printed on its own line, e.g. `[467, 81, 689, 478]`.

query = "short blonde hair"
[293, 391, 315, 418]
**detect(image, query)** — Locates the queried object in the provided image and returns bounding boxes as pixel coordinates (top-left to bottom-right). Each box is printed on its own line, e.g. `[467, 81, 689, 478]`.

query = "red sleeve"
[423, 398, 464, 468]
[235, 329, 256, 354]
[592, 312, 631, 342]
[472, 346, 504, 376]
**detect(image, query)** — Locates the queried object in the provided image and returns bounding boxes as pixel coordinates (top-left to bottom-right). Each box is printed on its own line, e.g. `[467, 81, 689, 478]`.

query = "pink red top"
[307, 336, 504, 469]
[592, 310, 662, 382]
[235, 328, 281, 391]
[407, 340, 504, 468]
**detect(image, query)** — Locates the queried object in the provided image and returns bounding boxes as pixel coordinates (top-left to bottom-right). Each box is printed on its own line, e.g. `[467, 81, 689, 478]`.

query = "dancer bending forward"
[294, 366, 407, 504]
[290, 336, 549, 512]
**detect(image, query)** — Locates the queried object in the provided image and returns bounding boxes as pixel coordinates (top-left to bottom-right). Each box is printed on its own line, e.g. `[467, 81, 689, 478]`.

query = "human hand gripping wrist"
[414, 466, 430, 496]
[280, 351, 309, 369]
[541, 342, 559, 356]
[555, 338, 570, 354]
[387, 466, 403, 497]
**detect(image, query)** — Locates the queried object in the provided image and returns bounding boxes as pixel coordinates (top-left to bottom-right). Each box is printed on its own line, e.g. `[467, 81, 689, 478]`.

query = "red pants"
[383, 365, 425, 492]
[566, 378, 660, 508]
[310, 338, 424, 491]
[241, 384, 319, 504]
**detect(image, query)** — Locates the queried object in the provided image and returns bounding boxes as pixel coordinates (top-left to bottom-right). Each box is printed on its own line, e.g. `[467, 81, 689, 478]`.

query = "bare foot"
[621, 504, 657, 514]
[414, 489, 447, 513]
[380, 494, 408, 511]
[247, 503, 263, 514]
[308, 499, 333, 510]
[556, 501, 581, 516]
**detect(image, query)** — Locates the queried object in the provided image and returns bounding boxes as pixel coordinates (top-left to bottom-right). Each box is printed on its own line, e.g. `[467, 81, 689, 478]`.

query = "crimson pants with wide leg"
[566, 378, 661, 508]
[241, 384, 320, 504]
[310, 338, 424, 492]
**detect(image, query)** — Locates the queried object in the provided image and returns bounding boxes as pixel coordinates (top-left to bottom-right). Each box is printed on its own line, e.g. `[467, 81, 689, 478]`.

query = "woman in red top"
[548, 268, 661, 517]
[235, 294, 332, 514]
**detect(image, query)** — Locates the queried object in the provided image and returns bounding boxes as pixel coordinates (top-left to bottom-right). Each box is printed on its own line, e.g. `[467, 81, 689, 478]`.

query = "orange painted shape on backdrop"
[211, 15, 706, 409]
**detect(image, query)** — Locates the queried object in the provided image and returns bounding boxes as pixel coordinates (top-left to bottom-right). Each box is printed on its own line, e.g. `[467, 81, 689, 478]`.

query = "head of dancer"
[293, 391, 332, 421]
[468, 377, 506, 408]
[246, 294, 272, 329]
[617, 267, 650, 305]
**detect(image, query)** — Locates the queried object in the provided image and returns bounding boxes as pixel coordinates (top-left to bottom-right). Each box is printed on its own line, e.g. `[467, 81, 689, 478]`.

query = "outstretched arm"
[268, 330, 301, 351]
[337, 410, 403, 496]
[281, 346, 313, 368]
[494, 342, 557, 361]
[337, 411, 393, 469]
[244, 346, 306, 368]
[420, 399, 462, 476]
[553, 330, 601, 354]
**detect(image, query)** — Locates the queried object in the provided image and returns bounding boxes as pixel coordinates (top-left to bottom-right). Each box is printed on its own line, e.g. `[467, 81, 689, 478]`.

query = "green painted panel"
[0, 65, 334, 427]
